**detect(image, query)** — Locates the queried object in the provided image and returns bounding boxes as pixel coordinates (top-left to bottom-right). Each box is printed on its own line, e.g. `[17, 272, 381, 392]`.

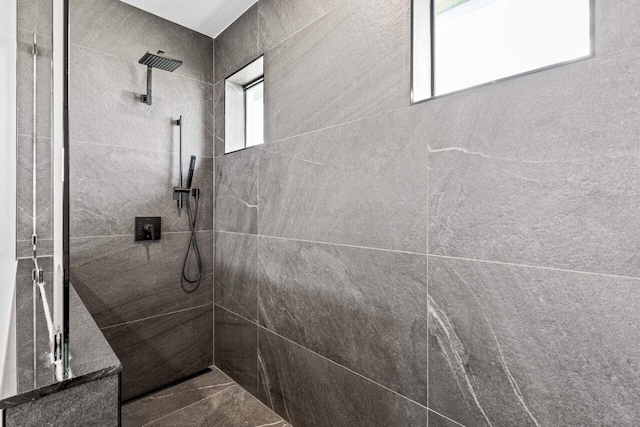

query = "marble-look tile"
[70, 0, 213, 83]
[597, 0, 640, 55]
[71, 231, 213, 327]
[258, 0, 339, 51]
[122, 368, 234, 426]
[148, 385, 287, 427]
[102, 305, 213, 401]
[214, 306, 258, 395]
[428, 256, 640, 427]
[214, 3, 259, 82]
[428, 46, 640, 278]
[215, 149, 258, 234]
[214, 81, 225, 157]
[4, 374, 119, 427]
[17, 29, 52, 143]
[17, 0, 52, 35]
[259, 107, 428, 252]
[69, 44, 213, 159]
[70, 141, 213, 237]
[16, 135, 52, 243]
[429, 410, 464, 427]
[259, 237, 428, 405]
[215, 232, 258, 321]
[264, 0, 410, 143]
[258, 329, 429, 427]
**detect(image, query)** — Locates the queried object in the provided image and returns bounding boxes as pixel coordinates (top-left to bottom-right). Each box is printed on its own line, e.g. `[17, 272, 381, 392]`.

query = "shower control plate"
[135, 217, 161, 241]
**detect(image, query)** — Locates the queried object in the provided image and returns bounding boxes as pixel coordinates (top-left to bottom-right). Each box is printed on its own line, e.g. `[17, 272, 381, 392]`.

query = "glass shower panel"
[1, 0, 70, 401]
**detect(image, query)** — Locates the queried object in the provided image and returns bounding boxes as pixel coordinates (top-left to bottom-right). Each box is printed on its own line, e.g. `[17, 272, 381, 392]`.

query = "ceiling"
[121, 0, 257, 38]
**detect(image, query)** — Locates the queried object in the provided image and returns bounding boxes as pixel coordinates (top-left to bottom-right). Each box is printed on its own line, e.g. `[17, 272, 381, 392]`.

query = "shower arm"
[142, 66, 152, 105]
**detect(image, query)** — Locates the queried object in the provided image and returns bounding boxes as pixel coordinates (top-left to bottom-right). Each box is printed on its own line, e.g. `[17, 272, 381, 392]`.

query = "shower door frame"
[52, 0, 70, 381]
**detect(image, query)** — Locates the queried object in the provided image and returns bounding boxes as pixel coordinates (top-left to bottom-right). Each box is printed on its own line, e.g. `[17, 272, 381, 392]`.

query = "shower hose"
[182, 188, 203, 284]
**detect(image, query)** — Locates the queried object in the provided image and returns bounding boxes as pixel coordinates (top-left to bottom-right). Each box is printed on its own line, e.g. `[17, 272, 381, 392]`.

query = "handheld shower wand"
[173, 119, 203, 285]
[186, 155, 196, 189]
[181, 155, 202, 285]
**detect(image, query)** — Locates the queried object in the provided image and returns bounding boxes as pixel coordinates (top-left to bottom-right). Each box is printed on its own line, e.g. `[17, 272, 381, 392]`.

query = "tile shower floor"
[122, 366, 289, 426]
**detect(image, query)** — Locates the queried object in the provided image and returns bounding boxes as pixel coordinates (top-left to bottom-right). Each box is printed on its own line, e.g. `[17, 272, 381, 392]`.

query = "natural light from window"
[245, 80, 264, 148]
[433, 0, 591, 96]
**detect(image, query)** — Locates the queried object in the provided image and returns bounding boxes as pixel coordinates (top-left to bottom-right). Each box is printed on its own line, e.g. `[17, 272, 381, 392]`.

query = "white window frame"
[225, 56, 264, 154]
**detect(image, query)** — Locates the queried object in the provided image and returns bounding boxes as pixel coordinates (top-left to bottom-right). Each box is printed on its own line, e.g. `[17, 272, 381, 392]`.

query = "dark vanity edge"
[0, 285, 121, 410]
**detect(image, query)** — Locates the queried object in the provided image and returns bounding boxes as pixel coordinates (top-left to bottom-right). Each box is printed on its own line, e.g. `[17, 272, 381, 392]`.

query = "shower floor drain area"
[122, 367, 289, 427]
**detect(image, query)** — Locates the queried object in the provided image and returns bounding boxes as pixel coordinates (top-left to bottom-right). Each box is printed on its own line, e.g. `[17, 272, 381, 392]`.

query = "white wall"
[0, 0, 18, 405]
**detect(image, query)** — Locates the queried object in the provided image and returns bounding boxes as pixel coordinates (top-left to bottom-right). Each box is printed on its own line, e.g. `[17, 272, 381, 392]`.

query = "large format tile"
[149, 385, 288, 427]
[264, 0, 410, 143]
[69, 44, 213, 159]
[70, 0, 213, 83]
[258, 0, 339, 51]
[259, 107, 428, 252]
[16, 135, 52, 244]
[215, 232, 258, 321]
[215, 149, 258, 234]
[428, 46, 640, 278]
[122, 368, 235, 426]
[214, 3, 260, 82]
[102, 305, 213, 401]
[597, 0, 640, 55]
[428, 256, 640, 427]
[71, 231, 213, 328]
[214, 306, 258, 395]
[259, 237, 428, 405]
[258, 329, 428, 427]
[70, 141, 213, 237]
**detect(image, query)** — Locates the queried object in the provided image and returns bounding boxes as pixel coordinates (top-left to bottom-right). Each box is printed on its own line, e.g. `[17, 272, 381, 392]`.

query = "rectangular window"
[244, 78, 264, 148]
[412, 0, 594, 101]
[225, 56, 264, 154]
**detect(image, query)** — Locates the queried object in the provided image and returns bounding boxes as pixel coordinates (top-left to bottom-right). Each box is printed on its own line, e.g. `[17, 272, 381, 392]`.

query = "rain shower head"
[139, 50, 183, 105]
[139, 51, 183, 72]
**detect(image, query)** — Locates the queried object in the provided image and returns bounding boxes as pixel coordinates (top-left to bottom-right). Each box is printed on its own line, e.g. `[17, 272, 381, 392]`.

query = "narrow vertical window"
[244, 78, 264, 148]
[225, 56, 264, 154]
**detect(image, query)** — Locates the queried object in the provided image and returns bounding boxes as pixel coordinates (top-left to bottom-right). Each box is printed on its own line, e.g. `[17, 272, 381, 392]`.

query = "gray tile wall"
[68, 0, 214, 401]
[214, 0, 640, 426]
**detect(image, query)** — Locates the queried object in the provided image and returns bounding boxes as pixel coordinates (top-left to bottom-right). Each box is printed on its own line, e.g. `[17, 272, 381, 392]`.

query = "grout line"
[265, 4, 341, 52]
[139, 385, 238, 427]
[100, 304, 211, 330]
[69, 230, 213, 241]
[214, 231, 640, 283]
[70, 43, 214, 87]
[216, 230, 428, 257]
[428, 409, 466, 427]
[257, 325, 431, 413]
[70, 139, 215, 160]
[215, 304, 256, 326]
[428, 254, 640, 282]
